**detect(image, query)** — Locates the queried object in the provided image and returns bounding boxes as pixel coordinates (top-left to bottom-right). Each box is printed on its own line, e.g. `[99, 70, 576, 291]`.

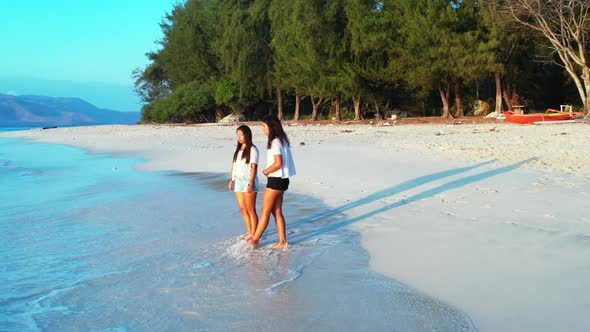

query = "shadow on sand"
[263, 158, 536, 245]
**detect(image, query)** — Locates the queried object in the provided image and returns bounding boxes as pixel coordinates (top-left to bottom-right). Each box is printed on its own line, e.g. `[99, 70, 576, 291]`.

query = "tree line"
[133, 0, 590, 123]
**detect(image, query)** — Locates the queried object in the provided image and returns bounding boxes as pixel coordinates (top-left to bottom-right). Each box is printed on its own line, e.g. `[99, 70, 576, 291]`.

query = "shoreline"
[3, 122, 590, 331]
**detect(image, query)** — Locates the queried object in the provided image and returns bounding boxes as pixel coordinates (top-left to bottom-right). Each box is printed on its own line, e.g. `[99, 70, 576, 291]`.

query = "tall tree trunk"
[352, 96, 361, 120]
[371, 95, 382, 119]
[555, 51, 590, 116]
[333, 95, 342, 121]
[561, 58, 590, 116]
[582, 67, 590, 118]
[494, 69, 503, 114]
[453, 78, 464, 118]
[276, 88, 283, 120]
[293, 94, 302, 121]
[502, 86, 512, 110]
[505, 0, 590, 117]
[310, 95, 323, 121]
[439, 82, 452, 118]
[511, 65, 520, 106]
[503, 65, 520, 110]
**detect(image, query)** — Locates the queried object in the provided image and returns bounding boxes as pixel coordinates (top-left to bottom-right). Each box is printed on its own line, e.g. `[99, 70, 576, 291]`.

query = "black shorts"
[266, 177, 290, 191]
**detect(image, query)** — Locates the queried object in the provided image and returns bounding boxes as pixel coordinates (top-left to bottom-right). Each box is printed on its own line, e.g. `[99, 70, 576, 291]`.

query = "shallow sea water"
[0, 136, 477, 331]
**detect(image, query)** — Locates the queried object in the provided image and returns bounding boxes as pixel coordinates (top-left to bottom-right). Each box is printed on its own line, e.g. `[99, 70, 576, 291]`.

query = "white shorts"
[233, 177, 259, 193]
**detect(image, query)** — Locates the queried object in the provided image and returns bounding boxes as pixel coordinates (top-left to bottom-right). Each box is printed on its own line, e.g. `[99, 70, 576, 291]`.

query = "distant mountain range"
[0, 94, 140, 127]
[0, 77, 141, 112]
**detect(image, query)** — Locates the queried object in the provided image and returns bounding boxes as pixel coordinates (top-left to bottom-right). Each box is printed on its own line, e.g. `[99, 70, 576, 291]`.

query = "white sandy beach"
[3, 121, 590, 331]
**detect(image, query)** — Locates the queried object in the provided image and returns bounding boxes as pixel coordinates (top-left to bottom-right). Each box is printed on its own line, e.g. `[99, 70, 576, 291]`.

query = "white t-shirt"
[232, 146, 259, 182]
[267, 138, 296, 178]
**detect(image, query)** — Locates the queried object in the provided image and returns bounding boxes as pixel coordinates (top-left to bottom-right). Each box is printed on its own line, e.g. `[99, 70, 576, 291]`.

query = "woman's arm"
[247, 163, 258, 192]
[228, 164, 234, 191]
[263, 154, 283, 176]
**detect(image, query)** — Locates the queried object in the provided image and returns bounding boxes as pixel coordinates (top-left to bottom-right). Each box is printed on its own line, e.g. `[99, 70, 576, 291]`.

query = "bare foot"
[247, 237, 259, 248]
[270, 242, 288, 250]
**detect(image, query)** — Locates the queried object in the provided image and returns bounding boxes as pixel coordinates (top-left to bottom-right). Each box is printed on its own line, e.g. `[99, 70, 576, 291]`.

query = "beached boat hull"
[503, 110, 573, 124]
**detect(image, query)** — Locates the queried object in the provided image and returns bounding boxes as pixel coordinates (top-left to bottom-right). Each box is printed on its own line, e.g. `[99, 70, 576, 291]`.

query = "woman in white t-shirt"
[248, 115, 296, 249]
[228, 125, 259, 238]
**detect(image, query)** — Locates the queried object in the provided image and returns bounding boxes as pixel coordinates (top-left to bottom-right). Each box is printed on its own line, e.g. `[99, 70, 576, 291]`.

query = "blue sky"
[0, 1, 175, 111]
[1, 1, 174, 84]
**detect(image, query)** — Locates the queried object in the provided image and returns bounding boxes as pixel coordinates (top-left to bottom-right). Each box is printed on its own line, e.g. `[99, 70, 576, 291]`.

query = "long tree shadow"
[262, 159, 496, 238]
[284, 158, 536, 245]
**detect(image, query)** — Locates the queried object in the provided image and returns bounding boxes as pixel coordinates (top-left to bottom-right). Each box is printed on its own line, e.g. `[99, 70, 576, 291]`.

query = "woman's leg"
[270, 191, 287, 249]
[248, 188, 282, 247]
[244, 192, 258, 237]
[234, 192, 251, 235]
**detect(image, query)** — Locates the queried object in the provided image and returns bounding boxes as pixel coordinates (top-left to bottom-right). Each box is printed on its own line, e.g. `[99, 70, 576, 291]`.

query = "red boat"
[502, 109, 575, 124]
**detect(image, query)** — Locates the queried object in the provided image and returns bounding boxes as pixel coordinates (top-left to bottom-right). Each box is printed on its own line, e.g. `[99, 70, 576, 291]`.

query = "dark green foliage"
[136, 0, 220, 122]
[134, 0, 588, 123]
[142, 80, 216, 123]
[396, 0, 496, 117]
[132, 60, 169, 104]
[158, 0, 219, 88]
[270, 0, 350, 96]
[214, 77, 257, 112]
[218, 0, 274, 96]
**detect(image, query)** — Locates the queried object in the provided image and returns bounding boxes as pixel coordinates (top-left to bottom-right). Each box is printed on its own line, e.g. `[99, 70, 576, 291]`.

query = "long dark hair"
[233, 125, 255, 164]
[262, 114, 290, 149]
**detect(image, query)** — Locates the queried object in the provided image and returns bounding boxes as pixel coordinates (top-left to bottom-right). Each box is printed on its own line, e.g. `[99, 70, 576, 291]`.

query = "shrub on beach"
[214, 78, 257, 115]
[141, 81, 216, 123]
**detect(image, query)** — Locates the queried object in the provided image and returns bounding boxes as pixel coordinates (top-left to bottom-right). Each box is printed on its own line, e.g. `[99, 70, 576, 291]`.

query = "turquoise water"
[0, 138, 170, 330]
[0, 137, 477, 331]
[0, 127, 37, 133]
